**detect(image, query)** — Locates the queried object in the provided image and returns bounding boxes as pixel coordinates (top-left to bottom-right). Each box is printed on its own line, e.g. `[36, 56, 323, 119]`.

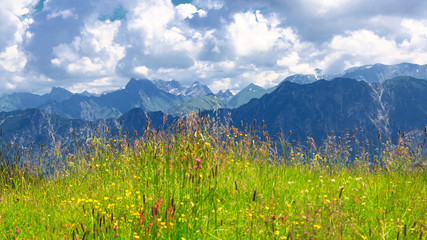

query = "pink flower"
[247, 228, 250, 233]
[314, 209, 319, 213]
[196, 158, 201, 163]
[16, 227, 20, 234]
[193, 166, 198, 170]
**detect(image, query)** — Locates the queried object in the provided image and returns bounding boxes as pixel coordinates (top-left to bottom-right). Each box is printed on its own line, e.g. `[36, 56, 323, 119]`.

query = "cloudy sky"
[1, 0, 427, 94]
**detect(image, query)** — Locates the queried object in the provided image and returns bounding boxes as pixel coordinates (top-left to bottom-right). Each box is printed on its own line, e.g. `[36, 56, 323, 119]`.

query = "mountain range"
[0, 62, 426, 149]
[220, 76, 426, 142]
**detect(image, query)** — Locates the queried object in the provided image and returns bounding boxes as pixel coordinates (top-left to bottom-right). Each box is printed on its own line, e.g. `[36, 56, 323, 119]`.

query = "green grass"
[0, 115, 426, 239]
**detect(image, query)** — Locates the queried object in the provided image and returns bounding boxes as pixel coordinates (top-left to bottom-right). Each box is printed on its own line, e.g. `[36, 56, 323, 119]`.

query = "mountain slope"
[283, 74, 319, 84]
[41, 79, 184, 121]
[216, 90, 233, 102]
[171, 95, 226, 115]
[0, 87, 73, 112]
[227, 83, 276, 108]
[227, 77, 427, 141]
[0, 108, 171, 149]
[342, 62, 427, 83]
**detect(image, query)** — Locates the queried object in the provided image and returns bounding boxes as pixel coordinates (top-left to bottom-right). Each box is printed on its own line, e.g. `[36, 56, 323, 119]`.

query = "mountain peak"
[153, 80, 186, 95]
[185, 81, 212, 97]
[46, 87, 73, 102]
[125, 78, 155, 90]
[242, 83, 264, 92]
[216, 89, 233, 102]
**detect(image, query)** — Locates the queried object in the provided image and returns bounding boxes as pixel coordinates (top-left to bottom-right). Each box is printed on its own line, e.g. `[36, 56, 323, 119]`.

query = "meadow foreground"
[1, 116, 426, 239]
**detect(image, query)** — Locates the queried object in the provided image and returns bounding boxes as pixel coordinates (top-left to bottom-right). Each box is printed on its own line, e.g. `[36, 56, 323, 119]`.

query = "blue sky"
[0, 0, 427, 94]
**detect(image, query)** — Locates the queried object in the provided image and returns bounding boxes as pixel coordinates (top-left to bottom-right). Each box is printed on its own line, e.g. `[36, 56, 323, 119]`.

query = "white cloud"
[400, 19, 427, 50]
[317, 21, 427, 70]
[68, 76, 118, 94]
[277, 51, 315, 74]
[176, 3, 207, 19]
[134, 65, 149, 76]
[51, 20, 125, 76]
[228, 11, 278, 56]
[227, 10, 297, 57]
[47, 9, 76, 19]
[242, 69, 284, 89]
[0, 45, 27, 72]
[1, 0, 427, 95]
[209, 77, 234, 93]
[127, 0, 175, 47]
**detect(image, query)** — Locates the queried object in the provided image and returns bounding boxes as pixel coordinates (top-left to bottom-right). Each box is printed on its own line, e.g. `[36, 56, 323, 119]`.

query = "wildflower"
[247, 228, 250, 233]
[314, 224, 321, 229]
[314, 209, 319, 213]
[193, 158, 202, 170]
[16, 227, 20, 234]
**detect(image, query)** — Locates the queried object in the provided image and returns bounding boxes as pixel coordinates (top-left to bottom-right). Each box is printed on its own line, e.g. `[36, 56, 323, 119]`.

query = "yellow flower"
[314, 224, 322, 229]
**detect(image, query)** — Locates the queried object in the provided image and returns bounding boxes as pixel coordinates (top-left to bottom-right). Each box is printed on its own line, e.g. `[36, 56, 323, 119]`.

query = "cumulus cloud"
[0, 0, 427, 94]
[51, 20, 125, 76]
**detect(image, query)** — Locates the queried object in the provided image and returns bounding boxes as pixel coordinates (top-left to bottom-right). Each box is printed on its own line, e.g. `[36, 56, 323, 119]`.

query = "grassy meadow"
[0, 115, 426, 239]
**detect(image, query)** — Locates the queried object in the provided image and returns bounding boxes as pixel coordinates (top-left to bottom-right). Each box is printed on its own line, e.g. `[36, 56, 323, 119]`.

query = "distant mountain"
[216, 90, 233, 102]
[153, 80, 187, 95]
[153, 80, 213, 97]
[379, 76, 427, 133]
[41, 78, 184, 121]
[0, 108, 171, 150]
[281, 63, 427, 84]
[342, 62, 427, 83]
[283, 74, 319, 84]
[171, 95, 226, 115]
[185, 81, 213, 96]
[0, 87, 73, 112]
[1, 77, 425, 153]
[0, 109, 90, 149]
[222, 77, 427, 141]
[227, 83, 276, 108]
[2, 62, 427, 122]
[116, 108, 175, 135]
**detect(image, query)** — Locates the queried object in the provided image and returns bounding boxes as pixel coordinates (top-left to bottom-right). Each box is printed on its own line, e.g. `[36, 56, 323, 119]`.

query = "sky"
[1, 0, 427, 94]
